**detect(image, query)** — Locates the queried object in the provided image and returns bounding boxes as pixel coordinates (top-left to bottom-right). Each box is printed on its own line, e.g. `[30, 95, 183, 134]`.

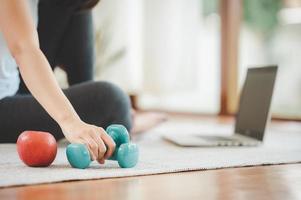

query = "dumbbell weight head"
[116, 142, 139, 168]
[66, 143, 91, 169]
[106, 124, 130, 160]
[106, 125, 130, 145]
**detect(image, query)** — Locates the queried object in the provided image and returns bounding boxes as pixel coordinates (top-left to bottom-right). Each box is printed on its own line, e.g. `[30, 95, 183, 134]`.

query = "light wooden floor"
[1, 116, 300, 200]
[0, 164, 300, 200]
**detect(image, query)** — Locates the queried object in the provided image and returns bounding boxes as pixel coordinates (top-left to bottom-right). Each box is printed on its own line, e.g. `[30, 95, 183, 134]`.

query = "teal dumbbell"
[66, 124, 139, 169]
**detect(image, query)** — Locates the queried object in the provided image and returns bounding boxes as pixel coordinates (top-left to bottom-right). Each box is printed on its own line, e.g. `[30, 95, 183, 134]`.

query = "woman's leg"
[18, 0, 95, 94]
[56, 10, 95, 85]
[0, 81, 132, 143]
[38, 0, 95, 86]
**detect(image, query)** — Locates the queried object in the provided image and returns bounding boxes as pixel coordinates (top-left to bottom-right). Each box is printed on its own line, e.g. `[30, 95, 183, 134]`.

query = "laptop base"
[163, 134, 261, 147]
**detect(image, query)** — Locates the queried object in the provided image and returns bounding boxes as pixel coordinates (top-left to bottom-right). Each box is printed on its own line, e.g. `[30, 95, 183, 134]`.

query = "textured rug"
[1, 120, 301, 188]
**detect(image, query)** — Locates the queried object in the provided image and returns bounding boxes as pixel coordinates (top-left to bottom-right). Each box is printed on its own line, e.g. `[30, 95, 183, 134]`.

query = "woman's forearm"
[15, 45, 80, 126]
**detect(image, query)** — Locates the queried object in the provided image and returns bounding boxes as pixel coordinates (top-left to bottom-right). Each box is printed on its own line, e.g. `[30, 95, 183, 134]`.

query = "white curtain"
[142, 0, 201, 93]
[93, 0, 220, 113]
[93, 0, 143, 93]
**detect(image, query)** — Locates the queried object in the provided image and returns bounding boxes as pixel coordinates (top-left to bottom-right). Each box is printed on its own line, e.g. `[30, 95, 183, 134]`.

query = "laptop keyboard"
[198, 136, 238, 141]
[197, 136, 251, 146]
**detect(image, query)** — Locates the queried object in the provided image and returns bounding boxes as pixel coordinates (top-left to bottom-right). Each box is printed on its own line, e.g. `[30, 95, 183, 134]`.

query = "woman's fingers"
[79, 130, 101, 161]
[78, 138, 96, 161]
[87, 138, 99, 161]
[101, 131, 116, 159]
[89, 129, 107, 163]
[77, 126, 116, 164]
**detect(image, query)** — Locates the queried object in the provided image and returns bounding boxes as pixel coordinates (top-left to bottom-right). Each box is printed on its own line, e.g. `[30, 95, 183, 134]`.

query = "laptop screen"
[235, 66, 277, 140]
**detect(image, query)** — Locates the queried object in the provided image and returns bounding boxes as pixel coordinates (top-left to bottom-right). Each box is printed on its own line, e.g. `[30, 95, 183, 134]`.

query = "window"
[238, 0, 301, 119]
[138, 0, 221, 114]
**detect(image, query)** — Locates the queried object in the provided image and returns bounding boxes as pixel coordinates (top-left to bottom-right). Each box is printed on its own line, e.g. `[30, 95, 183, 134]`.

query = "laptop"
[163, 66, 278, 147]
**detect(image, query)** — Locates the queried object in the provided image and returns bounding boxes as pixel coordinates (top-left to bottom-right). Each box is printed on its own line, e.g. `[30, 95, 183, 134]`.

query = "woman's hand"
[60, 118, 116, 164]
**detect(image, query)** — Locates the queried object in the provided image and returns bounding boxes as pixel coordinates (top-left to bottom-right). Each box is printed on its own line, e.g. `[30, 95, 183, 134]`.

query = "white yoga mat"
[0, 120, 301, 188]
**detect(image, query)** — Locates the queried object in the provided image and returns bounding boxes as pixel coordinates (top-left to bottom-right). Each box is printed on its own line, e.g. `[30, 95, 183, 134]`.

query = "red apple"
[17, 131, 57, 167]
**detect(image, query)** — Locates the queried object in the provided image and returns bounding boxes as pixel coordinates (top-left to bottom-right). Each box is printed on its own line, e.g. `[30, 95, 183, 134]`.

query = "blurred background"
[56, 0, 301, 120]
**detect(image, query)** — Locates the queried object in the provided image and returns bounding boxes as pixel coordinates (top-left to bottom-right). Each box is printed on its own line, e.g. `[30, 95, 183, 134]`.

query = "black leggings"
[18, 0, 95, 94]
[0, 81, 132, 143]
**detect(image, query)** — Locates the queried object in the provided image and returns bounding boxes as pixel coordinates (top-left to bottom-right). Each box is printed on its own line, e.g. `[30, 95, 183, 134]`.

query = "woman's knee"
[92, 81, 132, 130]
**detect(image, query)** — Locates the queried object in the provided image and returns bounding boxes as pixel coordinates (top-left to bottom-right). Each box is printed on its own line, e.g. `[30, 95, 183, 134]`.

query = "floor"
[0, 164, 300, 200]
[0, 115, 300, 200]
